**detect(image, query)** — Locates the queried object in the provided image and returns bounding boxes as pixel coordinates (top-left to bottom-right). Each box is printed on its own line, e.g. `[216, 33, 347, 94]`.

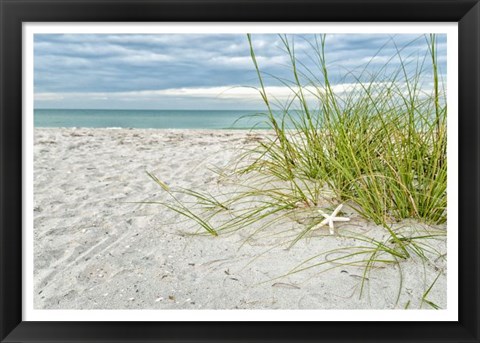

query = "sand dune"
[33, 128, 447, 310]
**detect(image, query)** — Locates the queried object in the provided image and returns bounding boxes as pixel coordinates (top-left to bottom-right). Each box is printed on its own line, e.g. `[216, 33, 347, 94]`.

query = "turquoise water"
[34, 109, 272, 129]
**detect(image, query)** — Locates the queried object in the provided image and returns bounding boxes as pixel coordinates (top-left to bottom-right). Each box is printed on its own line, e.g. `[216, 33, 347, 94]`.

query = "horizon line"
[34, 108, 265, 111]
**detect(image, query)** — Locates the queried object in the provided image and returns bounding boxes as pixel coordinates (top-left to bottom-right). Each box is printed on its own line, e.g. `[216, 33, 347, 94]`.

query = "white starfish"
[312, 204, 350, 235]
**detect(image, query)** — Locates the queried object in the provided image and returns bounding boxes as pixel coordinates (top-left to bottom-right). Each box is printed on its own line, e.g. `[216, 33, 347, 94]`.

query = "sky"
[34, 33, 447, 110]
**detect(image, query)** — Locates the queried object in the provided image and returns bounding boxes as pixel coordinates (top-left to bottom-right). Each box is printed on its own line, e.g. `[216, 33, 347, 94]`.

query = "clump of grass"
[243, 33, 446, 228]
[145, 33, 447, 305]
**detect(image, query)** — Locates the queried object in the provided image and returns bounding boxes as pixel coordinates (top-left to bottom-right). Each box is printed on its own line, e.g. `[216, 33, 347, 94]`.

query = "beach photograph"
[33, 32, 448, 311]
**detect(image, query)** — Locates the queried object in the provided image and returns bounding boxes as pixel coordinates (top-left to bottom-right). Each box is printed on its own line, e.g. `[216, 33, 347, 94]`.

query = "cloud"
[34, 78, 440, 111]
[33, 33, 447, 108]
[35, 93, 65, 101]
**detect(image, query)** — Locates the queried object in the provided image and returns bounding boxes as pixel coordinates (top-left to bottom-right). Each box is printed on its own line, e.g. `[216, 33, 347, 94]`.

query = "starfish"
[312, 204, 350, 235]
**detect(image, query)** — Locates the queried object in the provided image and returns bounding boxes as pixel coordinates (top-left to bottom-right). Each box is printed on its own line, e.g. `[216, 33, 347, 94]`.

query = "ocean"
[34, 109, 273, 129]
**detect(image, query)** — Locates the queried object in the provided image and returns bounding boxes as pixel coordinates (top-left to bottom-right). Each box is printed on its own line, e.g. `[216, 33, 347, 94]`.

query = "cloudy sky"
[34, 33, 447, 110]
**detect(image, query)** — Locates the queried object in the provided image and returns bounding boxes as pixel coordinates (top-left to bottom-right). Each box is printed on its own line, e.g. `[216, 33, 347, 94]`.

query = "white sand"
[34, 128, 447, 310]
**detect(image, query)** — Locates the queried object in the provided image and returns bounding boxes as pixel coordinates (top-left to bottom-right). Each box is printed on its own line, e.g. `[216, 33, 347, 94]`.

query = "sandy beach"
[34, 128, 447, 310]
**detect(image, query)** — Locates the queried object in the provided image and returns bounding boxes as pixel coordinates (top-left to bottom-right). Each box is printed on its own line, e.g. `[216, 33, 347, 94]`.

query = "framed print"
[1, 0, 479, 342]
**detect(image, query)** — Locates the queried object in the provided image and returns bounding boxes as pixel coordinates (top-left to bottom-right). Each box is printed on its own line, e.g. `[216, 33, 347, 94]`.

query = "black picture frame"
[1, 0, 479, 342]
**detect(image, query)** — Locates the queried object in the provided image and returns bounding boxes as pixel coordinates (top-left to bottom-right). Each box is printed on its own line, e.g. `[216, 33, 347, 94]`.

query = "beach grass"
[146, 33, 447, 306]
[242, 33, 446, 226]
